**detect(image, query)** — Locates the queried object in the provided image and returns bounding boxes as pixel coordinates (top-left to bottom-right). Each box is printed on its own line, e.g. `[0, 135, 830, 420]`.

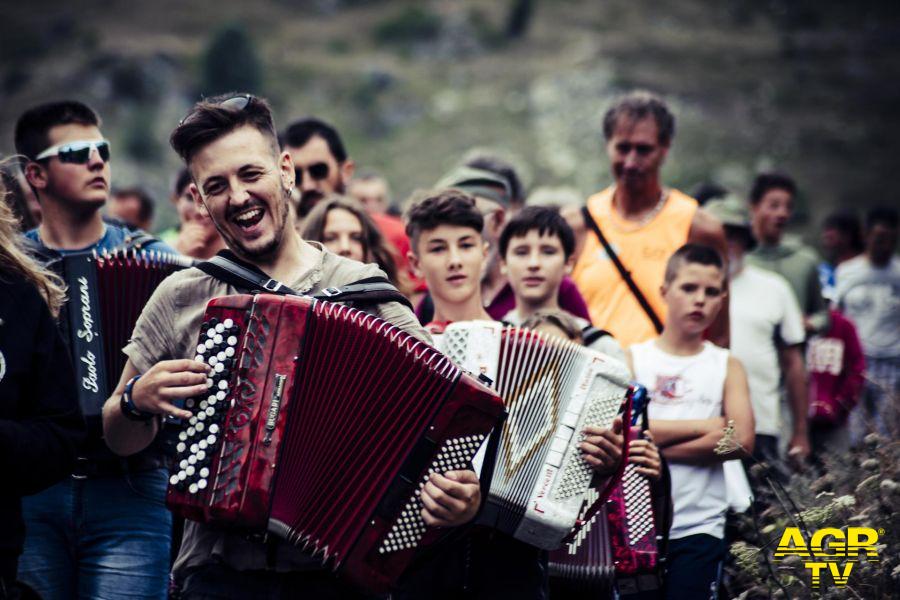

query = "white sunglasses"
[35, 140, 111, 164]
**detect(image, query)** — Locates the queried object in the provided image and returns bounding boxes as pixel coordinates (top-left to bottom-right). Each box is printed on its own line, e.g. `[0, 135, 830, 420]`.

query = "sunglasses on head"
[294, 163, 330, 185]
[35, 140, 111, 164]
[179, 94, 254, 127]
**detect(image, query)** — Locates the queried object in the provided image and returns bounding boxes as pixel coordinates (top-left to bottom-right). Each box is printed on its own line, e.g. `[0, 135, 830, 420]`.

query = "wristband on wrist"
[120, 375, 154, 422]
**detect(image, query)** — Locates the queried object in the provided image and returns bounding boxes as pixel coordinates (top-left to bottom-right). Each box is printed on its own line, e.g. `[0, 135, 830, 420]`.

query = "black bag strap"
[122, 231, 160, 251]
[580, 205, 664, 334]
[195, 252, 412, 310]
[580, 324, 613, 347]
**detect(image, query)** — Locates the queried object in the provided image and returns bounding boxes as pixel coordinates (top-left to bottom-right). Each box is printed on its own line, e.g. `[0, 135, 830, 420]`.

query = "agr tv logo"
[773, 527, 881, 588]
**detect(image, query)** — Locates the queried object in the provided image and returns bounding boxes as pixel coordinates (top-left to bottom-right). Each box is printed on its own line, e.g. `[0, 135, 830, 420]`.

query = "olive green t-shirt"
[123, 247, 430, 578]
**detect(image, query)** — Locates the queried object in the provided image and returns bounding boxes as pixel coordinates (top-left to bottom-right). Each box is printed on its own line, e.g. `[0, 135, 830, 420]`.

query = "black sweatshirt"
[0, 270, 85, 572]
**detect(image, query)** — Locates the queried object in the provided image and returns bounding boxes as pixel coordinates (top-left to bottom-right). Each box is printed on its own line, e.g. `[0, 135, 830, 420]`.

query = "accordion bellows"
[53, 249, 192, 416]
[166, 294, 504, 592]
[435, 321, 632, 550]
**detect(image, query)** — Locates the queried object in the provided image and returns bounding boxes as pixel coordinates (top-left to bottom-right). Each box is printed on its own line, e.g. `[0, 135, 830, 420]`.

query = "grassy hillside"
[1, 0, 898, 237]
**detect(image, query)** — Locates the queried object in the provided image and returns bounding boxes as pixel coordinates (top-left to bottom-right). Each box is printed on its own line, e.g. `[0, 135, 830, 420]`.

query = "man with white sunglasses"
[14, 101, 175, 600]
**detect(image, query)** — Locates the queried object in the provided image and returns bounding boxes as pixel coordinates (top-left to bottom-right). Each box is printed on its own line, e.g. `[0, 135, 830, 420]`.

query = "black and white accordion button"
[206, 329, 216, 339]
[169, 474, 180, 486]
[206, 378, 214, 388]
[224, 346, 235, 357]
[206, 434, 216, 445]
[198, 440, 208, 451]
[177, 470, 187, 481]
[199, 401, 208, 411]
[205, 406, 215, 417]
[188, 455, 197, 465]
[226, 336, 237, 346]
[186, 464, 196, 476]
[216, 351, 226, 361]
[200, 467, 210, 478]
[197, 412, 206, 422]
[214, 362, 225, 373]
[209, 424, 220, 434]
[194, 355, 205, 364]
[196, 422, 205, 432]
[197, 479, 208, 490]
[213, 334, 223, 345]
[187, 427, 196, 437]
[186, 399, 196, 409]
[205, 340, 215, 350]
[217, 380, 228, 390]
[196, 344, 206, 354]
[178, 431, 188, 442]
[216, 390, 227, 400]
[208, 355, 218, 366]
[176, 442, 186, 454]
[223, 318, 234, 328]
[215, 323, 225, 333]
[188, 416, 198, 426]
[188, 483, 198, 495]
[179, 459, 189, 470]
[196, 450, 207, 462]
[189, 443, 199, 454]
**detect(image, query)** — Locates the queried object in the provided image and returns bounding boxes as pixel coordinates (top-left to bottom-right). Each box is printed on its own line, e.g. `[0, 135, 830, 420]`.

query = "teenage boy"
[626, 244, 754, 600]
[101, 95, 480, 599]
[14, 100, 175, 599]
[499, 205, 626, 362]
[402, 189, 625, 599]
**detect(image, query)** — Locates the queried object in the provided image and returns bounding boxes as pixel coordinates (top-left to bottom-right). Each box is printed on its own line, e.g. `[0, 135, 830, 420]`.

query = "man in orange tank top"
[564, 91, 728, 347]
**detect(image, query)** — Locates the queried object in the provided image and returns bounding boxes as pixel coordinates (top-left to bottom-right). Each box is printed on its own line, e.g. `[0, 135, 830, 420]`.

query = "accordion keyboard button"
[196, 450, 206, 461]
[198, 440, 208, 450]
[176, 442, 186, 454]
[223, 318, 234, 328]
[169, 475, 179, 486]
[178, 431, 188, 442]
[187, 427, 196, 437]
[217, 381, 228, 390]
[216, 391, 226, 400]
[208, 356, 218, 366]
[206, 329, 216, 339]
[214, 363, 224, 373]
[196, 422, 205, 432]
[213, 334, 223, 345]
[206, 434, 216, 445]
[226, 336, 237, 346]
[179, 459, 188, 470]
[205, 339, 214, 349]
[197, 479, 208, 490]
[205, 407, 215, 417]
[189, 443, 198, 454]
[186, 465, 196, 476]
[188, 455, 197, 465]
[215, 323, 225, 333]
[209, 424, 219, 434]
[188, 483, 198, 494]
[196, 344, 206, 354]
[200, 467, 210, 478]
[177, 471, 187, 481]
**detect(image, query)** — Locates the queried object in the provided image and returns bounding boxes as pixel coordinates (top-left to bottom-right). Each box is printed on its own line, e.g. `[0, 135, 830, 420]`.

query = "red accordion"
[52, 249, 191, 416]
[165, 294, 505, 592]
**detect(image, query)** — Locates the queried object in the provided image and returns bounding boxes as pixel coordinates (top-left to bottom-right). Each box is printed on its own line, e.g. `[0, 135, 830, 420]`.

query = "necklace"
[609, 186, 668, 232]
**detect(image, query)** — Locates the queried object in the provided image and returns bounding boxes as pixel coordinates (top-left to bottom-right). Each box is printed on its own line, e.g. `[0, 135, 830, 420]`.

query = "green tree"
[201, 25, 264, 96]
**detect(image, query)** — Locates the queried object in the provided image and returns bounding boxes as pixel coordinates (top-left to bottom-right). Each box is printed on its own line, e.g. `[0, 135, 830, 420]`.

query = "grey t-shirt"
[835, 255, 900, 359]
[123, 247, 430, 577]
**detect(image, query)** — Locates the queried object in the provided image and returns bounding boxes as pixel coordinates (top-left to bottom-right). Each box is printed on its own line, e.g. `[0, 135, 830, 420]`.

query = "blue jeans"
[18, 468, 172, 600]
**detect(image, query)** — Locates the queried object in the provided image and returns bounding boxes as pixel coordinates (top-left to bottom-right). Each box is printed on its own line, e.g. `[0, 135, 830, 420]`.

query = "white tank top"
[631, 339, 729, 540]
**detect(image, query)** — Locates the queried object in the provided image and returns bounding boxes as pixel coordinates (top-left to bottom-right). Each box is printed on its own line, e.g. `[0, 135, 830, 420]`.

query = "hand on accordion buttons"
[420, 469, 482, 528]
[132, 359, 211, 419]
[628, 432, 662, 482]
[580, 416, 624, 476]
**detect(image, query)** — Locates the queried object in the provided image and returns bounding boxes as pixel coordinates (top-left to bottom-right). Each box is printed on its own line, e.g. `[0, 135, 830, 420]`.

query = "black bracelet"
[120, 375, 154, 422]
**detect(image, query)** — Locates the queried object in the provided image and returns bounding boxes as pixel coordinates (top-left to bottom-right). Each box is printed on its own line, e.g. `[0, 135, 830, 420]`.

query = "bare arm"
[660, 356, 754, 465]
[102, 358, 208, 457]
[689, 209, 730, 347]
[624, 347, 727, 447]
[562, 204, 588, 264]
[779, 344, 810, 461]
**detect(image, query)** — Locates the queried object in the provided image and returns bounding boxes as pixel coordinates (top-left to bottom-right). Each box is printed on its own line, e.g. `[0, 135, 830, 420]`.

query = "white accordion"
[435, 321, 632, 550]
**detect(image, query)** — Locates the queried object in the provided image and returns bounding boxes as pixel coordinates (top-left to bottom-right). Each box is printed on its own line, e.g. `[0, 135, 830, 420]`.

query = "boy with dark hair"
[626, 244, 754, 600]
[499, 205, 625, 361]
[14, 100, 174, 599]
[746, 171, 829, 341]
[102, 94, 479, 598]
[402, 190, 625, 599]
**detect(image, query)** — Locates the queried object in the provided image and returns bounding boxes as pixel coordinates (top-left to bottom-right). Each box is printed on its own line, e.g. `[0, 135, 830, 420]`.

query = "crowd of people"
[0, 89, 896, 600]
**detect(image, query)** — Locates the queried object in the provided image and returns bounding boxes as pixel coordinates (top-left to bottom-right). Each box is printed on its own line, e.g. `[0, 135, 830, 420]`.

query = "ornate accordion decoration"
[550, 388, 661, 597]
[165, 294, 505, 592]
[52, 249, 192, 416]
[434, 321, 633, 550]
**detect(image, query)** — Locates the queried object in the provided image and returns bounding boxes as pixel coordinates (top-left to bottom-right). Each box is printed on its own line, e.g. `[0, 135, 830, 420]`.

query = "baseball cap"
[705, 194, 757, 249]
[436, 166, 512, 208]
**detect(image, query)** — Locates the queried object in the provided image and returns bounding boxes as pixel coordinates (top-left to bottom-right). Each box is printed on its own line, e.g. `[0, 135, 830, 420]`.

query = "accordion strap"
[196, 252, 413, 310]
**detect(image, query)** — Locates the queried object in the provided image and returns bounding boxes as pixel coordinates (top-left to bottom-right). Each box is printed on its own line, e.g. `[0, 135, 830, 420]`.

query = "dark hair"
[112, 187, 155, 223]
[822, 209, 864, 253]
[866, 205, 899, 231]
[603, 90, 675, 146]
[174, 168, 192, 196]
[690, 181, 728, 206]
[464, 153, 524, 205]
[664, 243, 724, 284]
[301, 195, 400, 286]
[15, 101, 101, 161]
[170, 93, 278, 164]
[405, 189, 484, 249]
[749, 171, 797, 205]
[280, 117, 347, 163]
[499, 205, 576, 260]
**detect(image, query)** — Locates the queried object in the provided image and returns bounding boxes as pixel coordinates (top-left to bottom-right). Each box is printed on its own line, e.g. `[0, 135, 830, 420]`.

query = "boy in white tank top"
[625, 244, 755, 600]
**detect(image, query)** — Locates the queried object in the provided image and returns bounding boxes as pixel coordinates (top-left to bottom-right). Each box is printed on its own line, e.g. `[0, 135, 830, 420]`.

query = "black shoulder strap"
[580, 325, 613, 347]
[122, 231, 160, 252]
[580, 205, 664, 334]
[195, 253, 412, 310]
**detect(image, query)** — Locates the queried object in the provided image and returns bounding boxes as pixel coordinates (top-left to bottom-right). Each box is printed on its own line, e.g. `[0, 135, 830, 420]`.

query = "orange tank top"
[572, 187, 698, 347]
